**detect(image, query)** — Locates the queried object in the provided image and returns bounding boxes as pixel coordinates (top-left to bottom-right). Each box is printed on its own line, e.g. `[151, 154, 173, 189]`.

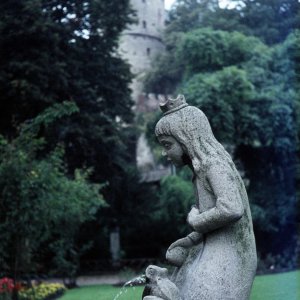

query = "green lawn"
[250, 270, 300, 300]
[59, 270, 300, 300]
[58, 284, 143, 300]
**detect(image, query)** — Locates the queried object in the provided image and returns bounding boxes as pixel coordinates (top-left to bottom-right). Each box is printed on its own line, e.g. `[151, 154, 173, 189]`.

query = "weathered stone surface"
[143, 95, 257, 300]
[143, 265, 182, 300]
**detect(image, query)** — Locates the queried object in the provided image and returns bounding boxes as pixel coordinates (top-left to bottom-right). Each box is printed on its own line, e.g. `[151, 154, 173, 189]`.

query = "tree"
[167, 0, 300, 45]
[166, 0, 219, 33]
[0, 0, 134, 130]
[0, 0, 138, 262]
[0, 103, 105, 285]
[166, 0, 248, 36]
[232, 0, 300, 44]
[0, 0, 135, 176]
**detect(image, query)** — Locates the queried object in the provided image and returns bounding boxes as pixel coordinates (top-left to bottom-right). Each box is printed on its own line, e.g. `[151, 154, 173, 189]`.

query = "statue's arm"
[188, 166, 244, 233]
[168, 231, 202, 250]
[187, 231, 203, 244]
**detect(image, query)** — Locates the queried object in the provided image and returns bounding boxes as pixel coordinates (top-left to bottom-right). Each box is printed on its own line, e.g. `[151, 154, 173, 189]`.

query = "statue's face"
[158, 135, 185, 167]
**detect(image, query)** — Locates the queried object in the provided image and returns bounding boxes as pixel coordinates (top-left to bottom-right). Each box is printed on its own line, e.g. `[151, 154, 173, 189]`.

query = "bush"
[19, 283, 66, 300]
[0, 103, 105, 280]
[0, 277, 14, 300]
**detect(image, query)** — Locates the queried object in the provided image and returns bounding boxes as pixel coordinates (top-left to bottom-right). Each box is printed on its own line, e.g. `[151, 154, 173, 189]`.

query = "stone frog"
[142, 265, 182, 300]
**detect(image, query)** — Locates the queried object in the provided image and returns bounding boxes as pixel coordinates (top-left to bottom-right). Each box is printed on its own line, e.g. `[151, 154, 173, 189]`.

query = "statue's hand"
[168, 237, 193, 251]
[187, 206, 200, 229]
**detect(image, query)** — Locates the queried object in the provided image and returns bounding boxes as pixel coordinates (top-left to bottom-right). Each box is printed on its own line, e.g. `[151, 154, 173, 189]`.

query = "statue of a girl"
[152, 95, 257, 300]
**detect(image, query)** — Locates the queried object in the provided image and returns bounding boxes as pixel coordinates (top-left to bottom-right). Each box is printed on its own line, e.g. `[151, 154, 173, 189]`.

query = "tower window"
[147, 48, 151, 56]
[143, 21, 147, 28]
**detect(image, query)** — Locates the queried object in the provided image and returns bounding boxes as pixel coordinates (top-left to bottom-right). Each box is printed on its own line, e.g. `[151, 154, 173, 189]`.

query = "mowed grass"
[250, 270, 300, 300]
[59, 284, 143, 300]
[59, 270, 300, 300]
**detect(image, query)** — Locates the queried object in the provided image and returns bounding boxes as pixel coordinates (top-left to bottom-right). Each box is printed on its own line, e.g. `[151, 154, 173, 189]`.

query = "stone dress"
[171, 161, 257, 300]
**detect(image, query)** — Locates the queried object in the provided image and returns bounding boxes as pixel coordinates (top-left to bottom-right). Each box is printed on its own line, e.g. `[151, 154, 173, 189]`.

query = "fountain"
[113, 274, 146, 300]
[141, 95, 257, 300]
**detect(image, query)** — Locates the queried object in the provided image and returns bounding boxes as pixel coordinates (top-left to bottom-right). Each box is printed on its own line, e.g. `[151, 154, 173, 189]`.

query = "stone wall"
[119, 1, 166, 172]
[120, 34, 165, 74]
[119, 0, 165, 101]
[124, 0, 165, 40]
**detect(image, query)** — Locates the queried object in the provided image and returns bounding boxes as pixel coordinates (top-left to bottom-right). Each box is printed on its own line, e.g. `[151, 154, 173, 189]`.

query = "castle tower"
[119, 0, 166, 172]
[120, 0, 165, 102]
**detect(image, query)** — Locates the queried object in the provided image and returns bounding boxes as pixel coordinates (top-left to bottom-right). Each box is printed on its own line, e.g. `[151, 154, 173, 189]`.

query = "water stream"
[113, 274, 146, 300]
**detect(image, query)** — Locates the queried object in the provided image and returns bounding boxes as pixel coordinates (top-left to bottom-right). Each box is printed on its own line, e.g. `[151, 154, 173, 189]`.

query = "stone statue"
[143, 95, 257, 300]
[142, 265, 182, 300]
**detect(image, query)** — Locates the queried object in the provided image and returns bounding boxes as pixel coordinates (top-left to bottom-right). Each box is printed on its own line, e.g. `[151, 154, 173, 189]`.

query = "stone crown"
[159, 94, 188, 115]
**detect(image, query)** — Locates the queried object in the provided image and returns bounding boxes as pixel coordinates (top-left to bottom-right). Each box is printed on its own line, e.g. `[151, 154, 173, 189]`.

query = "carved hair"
[155, 105, 235, 174]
